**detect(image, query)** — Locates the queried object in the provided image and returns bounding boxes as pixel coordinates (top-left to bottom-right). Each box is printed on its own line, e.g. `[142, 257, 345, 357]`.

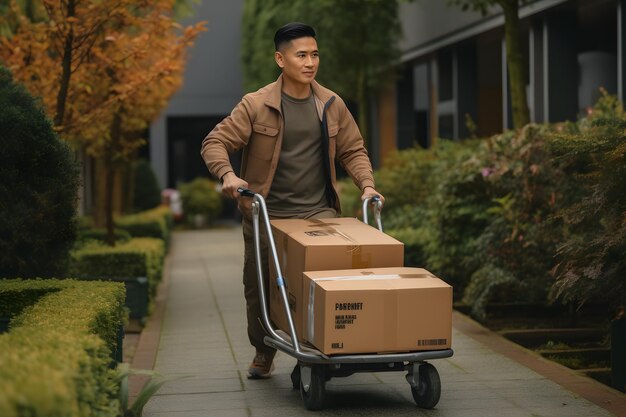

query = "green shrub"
[551, 91, 626, 308]
[420, 140, 493, 292]
[337, 178, 362, 218]
[460, 123, 576, 314]
[79, 216, 95, 230]
[0, 279, 126, 417]
[376, 140, 489, 293]
[378, 130, 565, 306]
[115, 206, 172, 247]
[133, 159, 162, 212]
[374, 142, 474, 287]
[386, 226, 432, 268]
[376, 146, 440, 222]
[179, 177, 223, 227]
[70, 238, 165, 298]
[0, 67, 79, 278]
[461, 264, 519, 320]
[378, 93, 626, 316]
[78, 228, 132, 244]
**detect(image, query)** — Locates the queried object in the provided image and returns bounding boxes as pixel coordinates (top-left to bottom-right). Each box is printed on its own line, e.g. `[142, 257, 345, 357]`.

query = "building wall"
[149, 0, 244, 189]
[398, 0, 494, 55]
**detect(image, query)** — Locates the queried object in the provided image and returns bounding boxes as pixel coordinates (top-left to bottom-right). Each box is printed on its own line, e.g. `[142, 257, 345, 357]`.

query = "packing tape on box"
[352, 247, 372, 269]
[307, 274, 401, 342]
[306, 219, 341, 227]
[304, 220, 372, 268]
[304, 219, 359, 246]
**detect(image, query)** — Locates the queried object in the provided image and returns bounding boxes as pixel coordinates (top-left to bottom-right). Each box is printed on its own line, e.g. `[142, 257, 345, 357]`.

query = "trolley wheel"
[290, 364, 300, 390]
[299, 364, 326, 410]
[411, 363, 441, 409]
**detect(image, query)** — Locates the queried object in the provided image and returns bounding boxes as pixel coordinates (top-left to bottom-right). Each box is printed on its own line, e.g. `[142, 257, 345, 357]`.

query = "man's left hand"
[361, 186, 385, 205]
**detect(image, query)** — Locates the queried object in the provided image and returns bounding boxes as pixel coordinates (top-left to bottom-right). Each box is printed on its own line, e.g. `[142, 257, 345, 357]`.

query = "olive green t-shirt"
[266, 91, 335, 219]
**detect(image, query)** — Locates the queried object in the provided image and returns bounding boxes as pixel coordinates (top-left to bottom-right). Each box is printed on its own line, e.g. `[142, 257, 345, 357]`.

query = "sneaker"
[247, 350, 276, 379]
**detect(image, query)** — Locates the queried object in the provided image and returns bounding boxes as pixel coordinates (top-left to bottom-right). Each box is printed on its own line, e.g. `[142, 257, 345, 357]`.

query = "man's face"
[275, 37, 319, 86]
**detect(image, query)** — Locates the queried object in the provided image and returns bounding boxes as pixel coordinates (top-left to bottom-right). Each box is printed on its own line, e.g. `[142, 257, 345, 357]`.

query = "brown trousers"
[242, 209, 336, 355]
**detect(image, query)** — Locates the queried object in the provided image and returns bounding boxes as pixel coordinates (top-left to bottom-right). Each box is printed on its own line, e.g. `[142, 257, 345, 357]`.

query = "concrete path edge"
[452, 311, 626, 416]
[128, 255, 172, 403]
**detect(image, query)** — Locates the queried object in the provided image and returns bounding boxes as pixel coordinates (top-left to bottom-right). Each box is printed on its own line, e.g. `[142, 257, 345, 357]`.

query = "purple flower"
[481, 167, 493, 178]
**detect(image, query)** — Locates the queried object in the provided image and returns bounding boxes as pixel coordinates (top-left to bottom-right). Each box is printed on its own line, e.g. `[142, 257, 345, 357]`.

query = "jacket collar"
[265, 74, 334, 112]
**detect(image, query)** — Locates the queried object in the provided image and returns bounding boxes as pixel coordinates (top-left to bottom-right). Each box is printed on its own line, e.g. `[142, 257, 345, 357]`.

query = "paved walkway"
[143, 227, 623, 416]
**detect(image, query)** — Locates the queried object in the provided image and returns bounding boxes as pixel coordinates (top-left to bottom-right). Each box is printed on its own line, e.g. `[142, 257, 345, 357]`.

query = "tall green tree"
[241, 0, 402, 148]
[449, 0, 530, 129]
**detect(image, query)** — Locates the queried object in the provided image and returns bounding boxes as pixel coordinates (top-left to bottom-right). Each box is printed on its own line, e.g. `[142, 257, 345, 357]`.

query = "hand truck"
[238, 188, 454, 411]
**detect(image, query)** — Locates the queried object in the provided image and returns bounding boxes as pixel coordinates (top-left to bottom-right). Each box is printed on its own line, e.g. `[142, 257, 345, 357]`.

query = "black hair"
[274, 22, 316, 51]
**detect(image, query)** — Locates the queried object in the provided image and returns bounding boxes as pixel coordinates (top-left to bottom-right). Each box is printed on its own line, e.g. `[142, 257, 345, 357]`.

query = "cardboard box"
[268, 218, 404, 339]
[302, 267, 452, 355]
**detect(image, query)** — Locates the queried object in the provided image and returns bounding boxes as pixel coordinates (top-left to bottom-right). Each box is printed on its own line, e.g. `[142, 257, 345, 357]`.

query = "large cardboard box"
[302, 267, 452, 355]
[269, 218, 404, 339]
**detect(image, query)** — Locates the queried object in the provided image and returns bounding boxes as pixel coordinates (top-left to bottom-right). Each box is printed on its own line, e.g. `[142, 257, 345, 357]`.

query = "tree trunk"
[120, 161, 133, 215]
[105, 110, 123, 246]
[92, 159, 105, 227]
[104, 152, 115, 246]
[54, 0, 76, 128]
[25, 0, 36, 21]
[500, 0, 530, 129]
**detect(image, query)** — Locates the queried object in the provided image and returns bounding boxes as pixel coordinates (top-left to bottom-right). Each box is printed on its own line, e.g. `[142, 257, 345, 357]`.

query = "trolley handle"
[362, 195, 383, 232]
[236, 187, 303, 354]
[237, 187, 256, 198]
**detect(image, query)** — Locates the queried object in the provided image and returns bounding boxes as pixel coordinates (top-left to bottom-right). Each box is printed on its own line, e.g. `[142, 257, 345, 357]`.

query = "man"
[200, 22, 384, 379]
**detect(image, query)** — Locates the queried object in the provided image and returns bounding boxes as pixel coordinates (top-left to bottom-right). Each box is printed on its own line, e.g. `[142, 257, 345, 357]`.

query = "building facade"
[149, 0, 244, 190]
[147, 0, 622, 190]
[373, 0, 622, 164]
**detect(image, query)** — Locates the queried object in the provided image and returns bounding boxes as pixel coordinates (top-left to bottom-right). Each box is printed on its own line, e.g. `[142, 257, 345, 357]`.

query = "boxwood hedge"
[0, 279, 126, 417]
[70, 238, 165, 299]
[115, 206, 172, 249]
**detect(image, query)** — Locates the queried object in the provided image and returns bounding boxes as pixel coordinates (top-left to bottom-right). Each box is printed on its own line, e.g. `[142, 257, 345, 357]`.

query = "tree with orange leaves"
[1, 0, 206, 244]
[84, 1, 206, 244]
[1, 0, 131, 137]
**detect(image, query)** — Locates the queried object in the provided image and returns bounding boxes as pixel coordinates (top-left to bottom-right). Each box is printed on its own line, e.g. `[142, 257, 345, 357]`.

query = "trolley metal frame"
[238, 188, 453, 410]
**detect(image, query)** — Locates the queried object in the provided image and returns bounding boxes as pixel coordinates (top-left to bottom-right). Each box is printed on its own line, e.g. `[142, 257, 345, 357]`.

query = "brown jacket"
[200, 75, 375, 218]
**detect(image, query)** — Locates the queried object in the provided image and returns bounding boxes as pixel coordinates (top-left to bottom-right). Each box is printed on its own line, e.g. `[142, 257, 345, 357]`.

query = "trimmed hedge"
[78, 228, 132, 244]
[0, 279, 126, 417]
[0, 283, 60, 320]
[70, 238, 165, 299]
[115, 206, 173, 248]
